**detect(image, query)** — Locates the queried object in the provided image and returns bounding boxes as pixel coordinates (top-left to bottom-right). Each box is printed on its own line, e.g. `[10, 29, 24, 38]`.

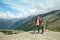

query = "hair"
[34, 15, 43, 25]
[35, 15, 40, 22]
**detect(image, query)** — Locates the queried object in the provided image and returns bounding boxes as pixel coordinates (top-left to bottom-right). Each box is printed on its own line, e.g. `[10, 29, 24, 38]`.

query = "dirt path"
[0, 30, 60, 40]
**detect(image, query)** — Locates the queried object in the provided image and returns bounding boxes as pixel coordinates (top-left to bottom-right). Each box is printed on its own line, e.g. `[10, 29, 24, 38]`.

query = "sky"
[0, 0, 60, 19]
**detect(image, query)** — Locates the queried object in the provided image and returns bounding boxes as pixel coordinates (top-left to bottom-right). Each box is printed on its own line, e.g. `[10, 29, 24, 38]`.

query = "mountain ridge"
[0, 10, 60, 31]
[17, 10, 60, 31]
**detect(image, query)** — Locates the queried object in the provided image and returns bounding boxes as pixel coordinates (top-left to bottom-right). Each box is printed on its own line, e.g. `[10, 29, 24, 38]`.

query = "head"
[37, 15, 40, 19]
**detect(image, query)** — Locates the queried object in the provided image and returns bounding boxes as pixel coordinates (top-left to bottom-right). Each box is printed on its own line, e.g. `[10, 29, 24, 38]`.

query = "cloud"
[36, 0, 60, 13]
[0, 11, 27, 19]
[0, 0, 60, 19]
[0, 12, 7, 19]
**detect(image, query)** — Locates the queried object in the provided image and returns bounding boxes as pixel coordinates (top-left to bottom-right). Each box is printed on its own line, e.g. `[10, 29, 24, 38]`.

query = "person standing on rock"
[34, 15, 43, 33]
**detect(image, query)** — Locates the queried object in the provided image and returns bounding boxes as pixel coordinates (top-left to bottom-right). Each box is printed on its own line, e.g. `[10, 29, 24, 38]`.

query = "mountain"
[0, 10, 60, 31]
[0, 18, 25, 29]
[0, 15, 36, 30]
[17, 10, 60, 32]
[0, 19, 16, 29]
[45, 10, 60, 31]
[9, 15, 36, 29]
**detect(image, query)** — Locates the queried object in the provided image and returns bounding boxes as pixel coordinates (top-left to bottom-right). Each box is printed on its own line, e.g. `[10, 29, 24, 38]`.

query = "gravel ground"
[0, 30, 60, 40]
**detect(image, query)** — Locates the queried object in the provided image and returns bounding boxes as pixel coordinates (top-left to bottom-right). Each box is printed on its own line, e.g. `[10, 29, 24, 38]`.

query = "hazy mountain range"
[0, 10, 60, 31]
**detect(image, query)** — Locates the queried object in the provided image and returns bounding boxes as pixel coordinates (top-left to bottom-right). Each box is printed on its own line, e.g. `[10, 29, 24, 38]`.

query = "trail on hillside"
[0, 30, 60, 40]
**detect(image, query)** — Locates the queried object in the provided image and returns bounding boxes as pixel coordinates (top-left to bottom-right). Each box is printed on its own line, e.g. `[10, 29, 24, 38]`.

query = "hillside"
[17, 10, 60, 32]
[0, 18, 26, 29]
[45, 10, 60, 31]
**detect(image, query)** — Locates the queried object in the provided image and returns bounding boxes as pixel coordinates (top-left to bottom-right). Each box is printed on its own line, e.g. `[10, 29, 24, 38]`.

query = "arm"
[40, 18, 43, 26]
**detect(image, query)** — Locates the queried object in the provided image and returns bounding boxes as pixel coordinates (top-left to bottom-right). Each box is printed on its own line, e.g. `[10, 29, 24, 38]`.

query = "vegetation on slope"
[17, 10, 60, 32]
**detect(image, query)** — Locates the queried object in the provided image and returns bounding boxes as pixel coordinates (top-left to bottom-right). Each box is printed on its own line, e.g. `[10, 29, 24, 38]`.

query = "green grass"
[46, 26, 60, 32]
[0, 30, 21, 35]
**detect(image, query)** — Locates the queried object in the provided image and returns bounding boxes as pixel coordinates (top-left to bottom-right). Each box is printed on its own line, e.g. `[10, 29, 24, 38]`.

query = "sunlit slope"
[17, 16, 36, 31]
[45, 10, 60, 31]
[18, 10, 60, 32]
